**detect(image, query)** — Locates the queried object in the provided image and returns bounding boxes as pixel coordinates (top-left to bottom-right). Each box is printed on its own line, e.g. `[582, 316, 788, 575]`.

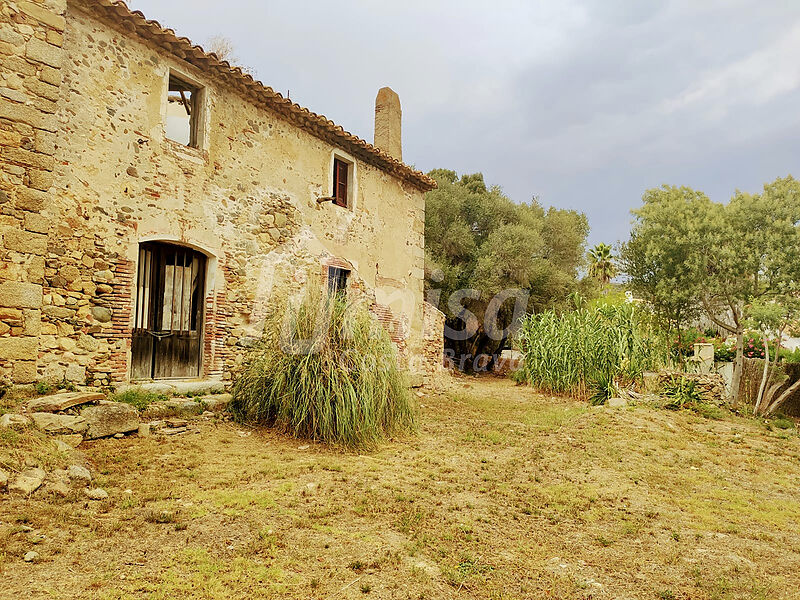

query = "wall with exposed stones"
[0, 0, 66, 385]
[0, 1, 437, 386]
[419, 301, 445, 376]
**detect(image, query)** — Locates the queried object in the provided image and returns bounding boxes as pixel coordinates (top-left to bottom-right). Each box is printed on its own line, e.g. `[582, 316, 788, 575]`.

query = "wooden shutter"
[333, 159, 349, 207]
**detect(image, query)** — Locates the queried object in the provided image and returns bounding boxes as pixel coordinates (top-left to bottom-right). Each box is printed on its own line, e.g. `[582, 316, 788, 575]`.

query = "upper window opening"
[333, 158, 350, 208]
[328, 266, 349, 296]
[166, 73, 202, 147]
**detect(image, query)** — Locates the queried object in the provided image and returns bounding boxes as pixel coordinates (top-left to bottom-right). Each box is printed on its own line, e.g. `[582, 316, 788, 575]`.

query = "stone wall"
[419, 301, 445, 377]
[0, 0, 66, 383]
[0, 1, 437, 386]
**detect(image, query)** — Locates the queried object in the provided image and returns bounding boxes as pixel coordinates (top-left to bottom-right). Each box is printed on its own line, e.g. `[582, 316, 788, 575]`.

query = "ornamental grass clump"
[514, 301, 664, 401]
[230, 288, 416, 449]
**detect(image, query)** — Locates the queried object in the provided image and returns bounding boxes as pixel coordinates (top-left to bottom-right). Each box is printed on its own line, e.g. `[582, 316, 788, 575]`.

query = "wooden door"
[131, 242, 206, 380]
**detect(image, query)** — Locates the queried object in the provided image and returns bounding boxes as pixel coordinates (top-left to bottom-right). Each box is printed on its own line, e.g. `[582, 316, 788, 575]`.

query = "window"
[328, 266, 349, 296]
[333, 158, 349, 207]
[166, 72, 203, 148]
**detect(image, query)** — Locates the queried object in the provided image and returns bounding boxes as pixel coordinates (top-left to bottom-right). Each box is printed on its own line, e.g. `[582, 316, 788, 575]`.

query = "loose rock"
[53, 439, 73, 453]
[606, 397, 628, 409]
[85, 488, 108, 501]
[81, 403, 139, 439]
[26, 391, 104, 413]
[0, 413, 31, 428]
[43, 470, 70, 497]
[67, 465, 92, 485]
[56, 434, 83, 448]
[9, 468, 46, 495]
[30, 412, 88, 434]
[0, 469, 8, 491]
[23, 551, 40, 563]
[200, 393, 232, 412]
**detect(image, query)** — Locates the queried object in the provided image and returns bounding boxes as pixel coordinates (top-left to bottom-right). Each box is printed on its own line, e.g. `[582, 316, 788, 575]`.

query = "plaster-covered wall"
[0, 1, 430, 385]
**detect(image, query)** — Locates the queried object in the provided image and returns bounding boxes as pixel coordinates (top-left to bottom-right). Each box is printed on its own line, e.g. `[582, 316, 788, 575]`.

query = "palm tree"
[588, 243, 617, 285]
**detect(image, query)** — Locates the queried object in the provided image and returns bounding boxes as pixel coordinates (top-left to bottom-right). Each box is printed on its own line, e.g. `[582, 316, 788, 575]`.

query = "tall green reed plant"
[513, 301, 665, 400]
[230, 286, 416, 448]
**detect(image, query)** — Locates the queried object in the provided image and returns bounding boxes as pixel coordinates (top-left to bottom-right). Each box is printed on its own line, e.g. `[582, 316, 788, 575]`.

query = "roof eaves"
[75, 0, 437, 192]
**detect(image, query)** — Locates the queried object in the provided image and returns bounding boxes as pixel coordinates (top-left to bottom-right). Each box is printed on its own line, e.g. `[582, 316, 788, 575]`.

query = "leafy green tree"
[424, 170, 589, 371]
[588, 243, 617, 285]
[620, 185, 713, 355]
[623, 177, 800, 403]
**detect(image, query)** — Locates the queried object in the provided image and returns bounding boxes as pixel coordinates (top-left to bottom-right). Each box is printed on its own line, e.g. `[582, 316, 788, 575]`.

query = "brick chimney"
[374, 87, 402, 161]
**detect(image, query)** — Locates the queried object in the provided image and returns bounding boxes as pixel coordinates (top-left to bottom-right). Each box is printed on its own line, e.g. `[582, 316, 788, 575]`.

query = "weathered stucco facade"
[0, 0, 441, 386]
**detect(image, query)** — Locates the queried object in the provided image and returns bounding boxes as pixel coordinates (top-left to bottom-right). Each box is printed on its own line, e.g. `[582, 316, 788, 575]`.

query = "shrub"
[712, 338, 736, 362]
[514, 302, 664, 399]
[780, 347, 800, 364]
[112, 388, 168, 411]
[669, 327, 708, 359]
[230, 288, 416, 448]
[662, 376, 702, 410]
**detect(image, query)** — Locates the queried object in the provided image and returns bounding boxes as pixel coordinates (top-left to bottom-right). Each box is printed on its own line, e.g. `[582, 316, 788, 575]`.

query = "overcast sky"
[130, 0, 800, 246]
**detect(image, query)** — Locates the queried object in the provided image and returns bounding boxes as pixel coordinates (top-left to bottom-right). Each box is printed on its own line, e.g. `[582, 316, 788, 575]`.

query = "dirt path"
[2, 377, 799, 599]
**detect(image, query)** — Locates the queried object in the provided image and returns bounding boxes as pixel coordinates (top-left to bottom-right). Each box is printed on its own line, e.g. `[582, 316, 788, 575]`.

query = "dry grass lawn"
[2, 377, 800, 599]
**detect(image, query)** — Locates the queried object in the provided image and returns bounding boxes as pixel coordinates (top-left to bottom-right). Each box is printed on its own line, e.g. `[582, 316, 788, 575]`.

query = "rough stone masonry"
[0, 0, 443, 386]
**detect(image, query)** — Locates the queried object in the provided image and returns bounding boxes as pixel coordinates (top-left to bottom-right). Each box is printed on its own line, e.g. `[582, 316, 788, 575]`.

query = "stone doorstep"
[26, 391, 105, 413]
[116, 379, 226, 397]
[141, 393, 232, 419]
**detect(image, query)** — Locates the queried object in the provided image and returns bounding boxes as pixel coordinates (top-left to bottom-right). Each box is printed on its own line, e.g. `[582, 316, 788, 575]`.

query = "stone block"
[18, 2, 67, 31]
[2, 227, 47, 255]
[39, 65, 61, 87]
[0, 336, 38, 360]
[46, 30, 63, 47]
[15, 187, 50, 210]
[0, 87, 28, 103]
[199, 393, 232, 412]
[0, 307, 23, 323]
[0, 413, 31, 428]
[24, 212, 49, 233]
[9, 467, 46, 495]
[0, 98, 42, 128]
[64, 363, 85, 382]
[90, 306, 112, 322]
[81, 403, 139, 439]
[27, 391, 103, 413]
[25, 38, 62, 68]
[31, 412, 88, 434]
[42, 305, 74, 319]
[0, 281, 42, 308]
[2, 147, 55, 171]
[27, 169, 54, 191]
[12, 360, 37, 383]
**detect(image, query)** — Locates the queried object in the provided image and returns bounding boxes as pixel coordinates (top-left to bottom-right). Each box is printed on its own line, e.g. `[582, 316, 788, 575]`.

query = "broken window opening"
[327, 266, 349, 296]
[166, 73, 202, 147]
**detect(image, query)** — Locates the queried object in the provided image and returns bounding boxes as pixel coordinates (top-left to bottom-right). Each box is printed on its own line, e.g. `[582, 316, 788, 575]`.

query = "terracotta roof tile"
[73, 0, 437, 191]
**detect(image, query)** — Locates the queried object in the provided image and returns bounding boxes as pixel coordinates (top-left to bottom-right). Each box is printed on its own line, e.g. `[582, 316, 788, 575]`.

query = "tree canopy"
[424, 170, 588, 370]
[588, 243, 617, 285]
[622, 176, 800, 404]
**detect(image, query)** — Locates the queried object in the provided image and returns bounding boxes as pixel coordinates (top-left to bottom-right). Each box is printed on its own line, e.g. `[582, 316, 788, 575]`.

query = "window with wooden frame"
[166, 72, 203, 148]
[327, 266, 349, 296]
[332, 158, 350, 208]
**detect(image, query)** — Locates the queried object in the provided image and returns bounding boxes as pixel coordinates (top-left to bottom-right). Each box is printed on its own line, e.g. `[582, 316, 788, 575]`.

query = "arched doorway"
[131, 241, 207, 380]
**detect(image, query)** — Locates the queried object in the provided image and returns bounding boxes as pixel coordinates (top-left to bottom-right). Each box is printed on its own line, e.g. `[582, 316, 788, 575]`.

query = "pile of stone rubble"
[0, 388, 232, 498]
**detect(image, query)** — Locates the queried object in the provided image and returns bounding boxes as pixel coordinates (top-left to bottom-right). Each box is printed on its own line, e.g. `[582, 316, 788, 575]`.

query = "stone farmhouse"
[0, 0, 445, 386]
